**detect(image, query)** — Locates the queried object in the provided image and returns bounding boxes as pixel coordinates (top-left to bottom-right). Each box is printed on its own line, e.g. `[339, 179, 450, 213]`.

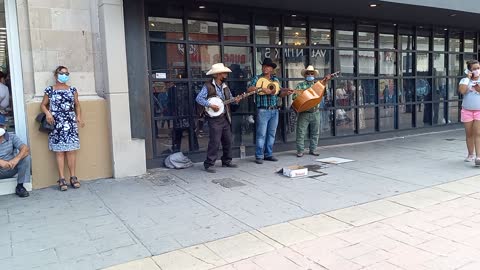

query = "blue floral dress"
[44, 86, 80, 152]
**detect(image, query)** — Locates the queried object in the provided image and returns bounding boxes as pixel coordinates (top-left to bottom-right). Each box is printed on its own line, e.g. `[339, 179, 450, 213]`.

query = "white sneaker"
[465, 155, 475, 162]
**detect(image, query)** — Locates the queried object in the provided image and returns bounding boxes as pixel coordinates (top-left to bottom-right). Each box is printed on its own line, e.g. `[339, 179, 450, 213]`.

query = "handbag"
[35, 112, 54, 133]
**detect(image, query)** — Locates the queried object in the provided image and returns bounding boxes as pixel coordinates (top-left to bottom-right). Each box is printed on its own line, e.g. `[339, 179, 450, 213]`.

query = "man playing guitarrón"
[196, 63, 241, 173]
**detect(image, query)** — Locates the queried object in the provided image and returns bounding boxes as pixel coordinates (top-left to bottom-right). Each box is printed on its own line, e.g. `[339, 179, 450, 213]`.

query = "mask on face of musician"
[306, 75, 315, 82]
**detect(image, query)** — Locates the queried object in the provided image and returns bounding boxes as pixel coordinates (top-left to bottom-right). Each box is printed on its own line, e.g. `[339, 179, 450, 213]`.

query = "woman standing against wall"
[40, 66, 85, 190]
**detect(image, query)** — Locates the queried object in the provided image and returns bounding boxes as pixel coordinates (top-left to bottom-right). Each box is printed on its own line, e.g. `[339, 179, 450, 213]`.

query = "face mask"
[306, 76, 315, 82]
[0, 128, 6, 137]
[57, 74, 69, 83]
[473, 70, 480, 77]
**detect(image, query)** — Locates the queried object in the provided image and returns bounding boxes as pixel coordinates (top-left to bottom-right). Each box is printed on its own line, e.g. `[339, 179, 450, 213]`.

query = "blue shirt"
[195, 79, 232, 107]
[0, 132, 25, 161]
[248, 74, 280, 108]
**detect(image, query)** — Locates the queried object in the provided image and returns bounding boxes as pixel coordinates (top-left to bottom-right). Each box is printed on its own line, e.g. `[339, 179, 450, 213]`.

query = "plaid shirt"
[248, 74, 280, 108]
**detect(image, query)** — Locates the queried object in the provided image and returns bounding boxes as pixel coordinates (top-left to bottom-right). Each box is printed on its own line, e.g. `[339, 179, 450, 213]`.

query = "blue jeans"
[256, 109, 279, 159]
[0, 155, 31, 184]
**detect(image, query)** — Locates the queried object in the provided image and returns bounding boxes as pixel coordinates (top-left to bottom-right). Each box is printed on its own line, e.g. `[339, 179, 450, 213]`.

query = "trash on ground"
[282, 165, 309, 178]
[164, 152, 194, 169]
[316, 157, 354, 164]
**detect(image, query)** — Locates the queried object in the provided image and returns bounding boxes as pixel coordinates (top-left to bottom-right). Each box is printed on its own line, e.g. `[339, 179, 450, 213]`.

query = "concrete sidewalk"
[0, 129, 477, 270]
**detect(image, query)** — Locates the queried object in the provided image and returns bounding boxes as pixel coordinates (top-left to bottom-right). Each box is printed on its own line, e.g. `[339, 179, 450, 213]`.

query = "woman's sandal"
[70, 176, 81, 189]
[57, 178, 68, 191]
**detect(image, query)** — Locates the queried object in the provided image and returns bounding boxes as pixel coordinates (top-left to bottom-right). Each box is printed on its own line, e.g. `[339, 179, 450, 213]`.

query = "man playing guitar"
[247, 58, 295, 164]
[195, 63, 242, 173]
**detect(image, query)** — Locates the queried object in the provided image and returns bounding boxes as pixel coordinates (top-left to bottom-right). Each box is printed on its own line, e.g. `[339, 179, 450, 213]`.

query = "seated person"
[0, 115, 30, 197]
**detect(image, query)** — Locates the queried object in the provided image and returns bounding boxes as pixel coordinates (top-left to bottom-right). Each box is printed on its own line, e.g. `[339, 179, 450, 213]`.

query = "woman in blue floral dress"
[40, 66, 85, 191]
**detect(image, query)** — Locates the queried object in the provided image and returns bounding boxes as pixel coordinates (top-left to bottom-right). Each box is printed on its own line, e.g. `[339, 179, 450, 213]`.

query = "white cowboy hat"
[301, 65, 319, 77]
[206, 63, 232, 75]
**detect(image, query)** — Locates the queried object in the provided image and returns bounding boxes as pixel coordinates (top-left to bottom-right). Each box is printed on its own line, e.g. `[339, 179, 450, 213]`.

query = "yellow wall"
[26, 99, 113, 189]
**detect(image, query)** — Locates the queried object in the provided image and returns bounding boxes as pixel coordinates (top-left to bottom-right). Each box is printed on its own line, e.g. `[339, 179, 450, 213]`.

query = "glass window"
[285, 48, 307, 78]
[359, 79, 376, 105]
[401, 35, 414, 50]
[311, 49, 332, 77]
[311, 28, 331, 46]
[416, 36, 430, 51]
[311, 18, 332, 46]
[358, 51, 375, 76]
[189, 44, 220, 78]
[416, 53, 430, 75]
[449, 101, 460, 123]
[449, 31, 461, 52]
[448, 78, 460, 100]
[150, 42, 187, 79]
[398, 79, 415, 128]
[433, 38, 445, 51]
[379, 34, 395, 49]
[359, 107, 376, 133]
[433, 53, 446, 76]
[255, 15, 281, 45]
[223, 46, 253, 79]
[448, 54, 460, 76]
[256, 48, 282, 76]
[284, 15, 307, 46]
[358, 32, 375, 49]
[416, 78, 432, 103]
[380, 79, 396, 105]
[153, 82, 195, 155]
[465, 39, 475, 53]
[337, 50, 354, 76]
[149, 17, 184, 40]
[285, 27, 306, 46]
[187, 20, 218, 41]
[400, 52, 414, 75]
[433, 77, 447, 101]
[222, 12, 250, 43]
[380, 51, 396, 76]
[465, 32, 476, 53]
[335, 78, 355, 136]
[336, 30, 354, 48]
[433, 30, 446, 51]
[223, 23, 250, 43]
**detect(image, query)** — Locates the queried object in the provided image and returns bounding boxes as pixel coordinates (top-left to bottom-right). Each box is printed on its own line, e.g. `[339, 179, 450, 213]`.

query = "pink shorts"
[461, 108, 480, 122]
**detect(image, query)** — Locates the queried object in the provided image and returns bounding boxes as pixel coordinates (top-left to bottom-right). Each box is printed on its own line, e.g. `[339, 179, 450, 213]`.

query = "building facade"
[0, 0, 478, 193]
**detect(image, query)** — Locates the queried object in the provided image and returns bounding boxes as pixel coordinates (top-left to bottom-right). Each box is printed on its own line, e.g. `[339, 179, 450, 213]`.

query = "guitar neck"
[224, 91, 255, 105]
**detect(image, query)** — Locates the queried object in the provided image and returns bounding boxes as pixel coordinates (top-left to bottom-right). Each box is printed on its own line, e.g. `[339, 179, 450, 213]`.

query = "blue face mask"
[306, 76, 315, 82]
[57, 74, 69, 84]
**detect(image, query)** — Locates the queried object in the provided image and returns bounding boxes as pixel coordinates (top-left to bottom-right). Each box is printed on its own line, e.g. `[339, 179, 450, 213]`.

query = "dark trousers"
[205, 115, 232, 167]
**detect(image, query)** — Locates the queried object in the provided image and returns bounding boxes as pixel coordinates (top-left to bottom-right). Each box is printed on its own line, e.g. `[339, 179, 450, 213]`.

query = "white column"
[98, 0, 146, 177]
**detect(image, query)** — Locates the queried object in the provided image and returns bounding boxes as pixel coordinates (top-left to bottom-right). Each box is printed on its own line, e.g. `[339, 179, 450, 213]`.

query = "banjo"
[205, 90, 258, 117]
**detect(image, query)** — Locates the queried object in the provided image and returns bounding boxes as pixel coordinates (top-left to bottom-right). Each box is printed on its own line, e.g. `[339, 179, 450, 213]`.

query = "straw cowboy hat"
[206, 63, 232, 75]
[301, 65, 320, 77]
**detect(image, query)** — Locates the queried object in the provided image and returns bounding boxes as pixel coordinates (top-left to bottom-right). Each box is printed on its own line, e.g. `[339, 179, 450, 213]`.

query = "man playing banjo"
[195, 63, 241, 173]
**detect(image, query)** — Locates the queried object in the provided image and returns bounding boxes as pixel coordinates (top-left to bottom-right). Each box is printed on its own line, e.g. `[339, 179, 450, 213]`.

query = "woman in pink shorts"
[459, 60, 480, 166]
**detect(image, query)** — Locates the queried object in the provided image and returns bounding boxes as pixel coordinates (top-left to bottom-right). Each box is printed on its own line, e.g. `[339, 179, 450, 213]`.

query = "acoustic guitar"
[255, 77, 281, 95]
[291, 71, 340, 113]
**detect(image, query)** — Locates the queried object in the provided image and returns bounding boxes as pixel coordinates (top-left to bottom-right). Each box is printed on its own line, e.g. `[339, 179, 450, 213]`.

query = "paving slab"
[1, 130, 480, 269]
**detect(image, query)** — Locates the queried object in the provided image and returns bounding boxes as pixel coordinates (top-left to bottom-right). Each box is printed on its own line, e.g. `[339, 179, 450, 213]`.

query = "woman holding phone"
[459, 60, 480, 166]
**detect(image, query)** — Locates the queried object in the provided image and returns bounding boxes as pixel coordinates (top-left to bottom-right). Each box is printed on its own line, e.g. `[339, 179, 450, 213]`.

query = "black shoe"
[204, 166, 216, 173]
[255, 159, 264, 164]
[222, 163, 238, 168]
[309, 151, 320, 156]
[264, 156, 278, 162]
[15, 185, 29, 198]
